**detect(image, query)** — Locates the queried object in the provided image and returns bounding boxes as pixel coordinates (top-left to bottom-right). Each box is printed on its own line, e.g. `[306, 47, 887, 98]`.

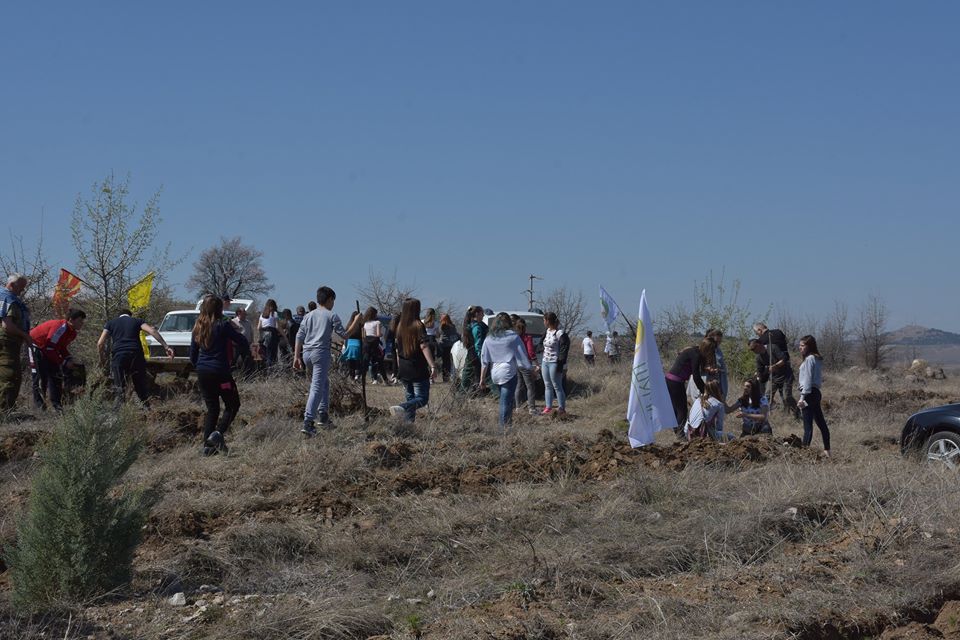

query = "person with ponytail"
[190, 295, 249, 456]
[458, 305, 486, 393]
[798, 334, 830, 457]
[390, 298, 437, 423]
[683, 380, 736, 441]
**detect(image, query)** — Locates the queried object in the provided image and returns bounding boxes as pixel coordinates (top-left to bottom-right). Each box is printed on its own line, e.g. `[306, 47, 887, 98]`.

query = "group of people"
[664, 322, 831, 456]
[0, 271, 831, 458]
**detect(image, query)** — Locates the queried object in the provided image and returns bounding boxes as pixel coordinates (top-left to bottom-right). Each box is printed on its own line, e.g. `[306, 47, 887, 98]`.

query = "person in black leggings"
[190, 295, 249, 456]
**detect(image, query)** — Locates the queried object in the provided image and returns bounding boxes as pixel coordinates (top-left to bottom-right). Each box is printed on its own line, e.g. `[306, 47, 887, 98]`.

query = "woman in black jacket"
[190, 295, 249, 456]
[664, 338, 715, 430]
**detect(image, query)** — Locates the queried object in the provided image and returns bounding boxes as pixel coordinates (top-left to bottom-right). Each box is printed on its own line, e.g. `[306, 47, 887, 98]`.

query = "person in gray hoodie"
[479, 312, 533, 429]
[293, 286, 361, 436]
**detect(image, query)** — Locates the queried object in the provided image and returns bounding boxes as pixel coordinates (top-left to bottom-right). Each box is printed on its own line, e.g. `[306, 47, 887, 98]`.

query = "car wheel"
[924, 431, 960, 469]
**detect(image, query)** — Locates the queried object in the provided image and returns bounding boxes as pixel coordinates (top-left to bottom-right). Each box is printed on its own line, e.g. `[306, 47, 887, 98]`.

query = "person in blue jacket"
[190, 295, 249, 456]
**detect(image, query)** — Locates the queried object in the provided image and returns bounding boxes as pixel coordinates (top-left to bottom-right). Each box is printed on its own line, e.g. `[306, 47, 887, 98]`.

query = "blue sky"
[2, 2, 958, 332]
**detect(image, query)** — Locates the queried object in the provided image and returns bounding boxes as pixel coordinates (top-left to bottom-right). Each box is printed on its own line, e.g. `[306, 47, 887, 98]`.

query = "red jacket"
[30, 319, 77, 366]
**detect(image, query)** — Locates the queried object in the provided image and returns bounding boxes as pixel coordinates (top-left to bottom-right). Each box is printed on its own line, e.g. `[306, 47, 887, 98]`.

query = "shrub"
[5, 395, 158, 610]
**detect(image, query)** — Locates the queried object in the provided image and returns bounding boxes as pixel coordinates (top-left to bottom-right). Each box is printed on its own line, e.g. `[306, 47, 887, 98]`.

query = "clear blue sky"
[2, 2, 958, 332]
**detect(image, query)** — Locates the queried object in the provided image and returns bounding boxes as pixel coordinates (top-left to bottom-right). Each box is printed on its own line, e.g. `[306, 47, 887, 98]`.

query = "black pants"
[260, 327, 280, 367]
[666, 378, 688, 429]
[197, 371, 241, 440]
[30, 347, 63, 410]
[364, 337, 385, 380]
[439, 343, 454, 381]
[585, 354, 595, 366]
[763, 369, 799, 417]
[801, 388, 830, 451]
[112, 352, 150, 405]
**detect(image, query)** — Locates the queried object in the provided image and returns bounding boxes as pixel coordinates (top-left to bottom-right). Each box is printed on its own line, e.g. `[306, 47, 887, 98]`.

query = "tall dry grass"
[1, 357, 959, 639]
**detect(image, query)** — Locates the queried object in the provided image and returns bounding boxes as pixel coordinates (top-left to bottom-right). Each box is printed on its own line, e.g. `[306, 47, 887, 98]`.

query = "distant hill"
[885, 325, 960, 346]
[884, 325, 960, 367]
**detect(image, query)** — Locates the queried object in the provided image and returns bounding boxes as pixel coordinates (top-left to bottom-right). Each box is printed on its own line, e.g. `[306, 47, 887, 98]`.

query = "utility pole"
[523, 274, 542, 311]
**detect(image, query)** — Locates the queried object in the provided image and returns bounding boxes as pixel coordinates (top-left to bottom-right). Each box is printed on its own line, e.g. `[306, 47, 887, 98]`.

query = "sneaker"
[556, 408, 566, 416]
[529, 408, 539, 415]
[206, 430, 228, 455]
[370, 379, 378, 385]
[318, 414, 336, 429]
[541, 407, 553, 415]
[390, 405, 405, 418]
[202, 446, 218, 457]
[301, 421, 317, 437]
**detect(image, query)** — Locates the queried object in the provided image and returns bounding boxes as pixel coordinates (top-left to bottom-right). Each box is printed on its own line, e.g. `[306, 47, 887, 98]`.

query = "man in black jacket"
[749, 335, 800, 420]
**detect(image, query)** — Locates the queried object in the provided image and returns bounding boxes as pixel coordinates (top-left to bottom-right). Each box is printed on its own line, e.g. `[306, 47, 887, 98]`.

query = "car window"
[159, 313, 199, 332]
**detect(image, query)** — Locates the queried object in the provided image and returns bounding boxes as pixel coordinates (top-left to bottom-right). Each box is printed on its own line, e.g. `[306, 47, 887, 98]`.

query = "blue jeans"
[498, 374, 519, 427]
[542, 360, 565, 410]
[401, 378, 430, 422]
[303, 349, 331, 423]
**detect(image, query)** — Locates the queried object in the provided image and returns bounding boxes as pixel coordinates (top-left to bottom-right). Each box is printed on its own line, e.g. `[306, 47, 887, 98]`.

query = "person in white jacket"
[479, 312, 533, 429]
[798, 334, 830, 457]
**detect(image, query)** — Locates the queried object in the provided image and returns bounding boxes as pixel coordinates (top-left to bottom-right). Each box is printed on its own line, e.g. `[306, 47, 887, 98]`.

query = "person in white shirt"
[582, 331, 595, 366]
[798, 334, 830, 457]
[604, 331, 621, 363]
[684, 380, 737, 441]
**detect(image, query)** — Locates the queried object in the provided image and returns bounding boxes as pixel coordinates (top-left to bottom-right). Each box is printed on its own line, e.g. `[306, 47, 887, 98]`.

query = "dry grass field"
[2, 357, 960, 639]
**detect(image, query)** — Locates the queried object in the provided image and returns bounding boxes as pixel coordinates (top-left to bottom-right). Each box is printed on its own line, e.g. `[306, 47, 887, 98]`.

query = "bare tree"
[0, 220, 55, 320]
[819, 301, 850, 368]
[71, 173, 181, 322]
[186, 236, 270, 299]
[857, 294, 889, 369]
[774, 307, 818, 352]
[654, 301, 694, 358]
[355, 269, 417, 317]
[544, 286, 587, 337]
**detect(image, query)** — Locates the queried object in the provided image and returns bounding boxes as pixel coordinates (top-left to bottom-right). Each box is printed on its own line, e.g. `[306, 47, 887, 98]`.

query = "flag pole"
[618, 309, 637, 337]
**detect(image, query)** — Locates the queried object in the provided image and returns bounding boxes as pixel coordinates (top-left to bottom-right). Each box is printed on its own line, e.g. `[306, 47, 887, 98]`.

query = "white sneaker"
[390, 405, 405, 418]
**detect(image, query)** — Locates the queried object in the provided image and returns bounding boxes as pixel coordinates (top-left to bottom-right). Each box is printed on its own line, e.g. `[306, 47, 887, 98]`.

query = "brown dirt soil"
[0, 430, 46, 463]
[146, 408, 204, 452]
[832, 389, 959, 414]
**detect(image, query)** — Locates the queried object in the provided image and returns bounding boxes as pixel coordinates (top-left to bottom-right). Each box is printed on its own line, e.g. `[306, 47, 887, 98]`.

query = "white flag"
[599, 285, 621, 334]
[627, 290, 677, 447]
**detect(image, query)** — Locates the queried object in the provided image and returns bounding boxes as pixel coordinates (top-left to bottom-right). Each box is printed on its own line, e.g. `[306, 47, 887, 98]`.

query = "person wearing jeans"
[513, 317, 539, 415]
[190, 296, 249, 456]
[294, 286, 358, 435]
[540, 312, 569, 415]
[390, 298, 436, 423]
[399, 379, 430, 423]
[798, 335, 831, 457]
[480, 312, 533, 429]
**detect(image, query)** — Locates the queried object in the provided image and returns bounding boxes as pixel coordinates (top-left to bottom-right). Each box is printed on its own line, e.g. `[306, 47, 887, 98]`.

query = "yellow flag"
[127, 272, 154, 311]
[127, 273, 155, 360]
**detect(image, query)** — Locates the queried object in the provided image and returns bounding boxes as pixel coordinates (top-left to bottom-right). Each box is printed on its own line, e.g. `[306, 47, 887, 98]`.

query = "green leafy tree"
[6, 395, 158, 610]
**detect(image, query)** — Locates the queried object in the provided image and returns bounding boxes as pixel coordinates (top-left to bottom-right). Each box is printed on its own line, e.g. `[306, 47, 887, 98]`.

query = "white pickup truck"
[145, 299, 253, 374]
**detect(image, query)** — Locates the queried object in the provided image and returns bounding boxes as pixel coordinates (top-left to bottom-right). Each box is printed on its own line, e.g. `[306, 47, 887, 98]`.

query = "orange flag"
[52, 269, 82, 317]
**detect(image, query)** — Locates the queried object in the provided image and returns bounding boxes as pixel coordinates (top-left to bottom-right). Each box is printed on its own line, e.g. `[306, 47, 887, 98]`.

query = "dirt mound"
[382, 431, 818, 497]
[147, 408, 204, 452]
[0, 430, 47, 463]
[835, 389, 958, 414]
[365, 441, 416, 468]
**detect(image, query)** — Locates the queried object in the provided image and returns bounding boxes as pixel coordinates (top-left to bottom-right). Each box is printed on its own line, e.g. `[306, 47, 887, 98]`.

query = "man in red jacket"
[29, 309, 86, 411]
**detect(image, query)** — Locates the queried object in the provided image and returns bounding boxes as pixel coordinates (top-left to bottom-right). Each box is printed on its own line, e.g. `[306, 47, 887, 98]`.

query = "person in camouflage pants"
[0, 274, 34, 413]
